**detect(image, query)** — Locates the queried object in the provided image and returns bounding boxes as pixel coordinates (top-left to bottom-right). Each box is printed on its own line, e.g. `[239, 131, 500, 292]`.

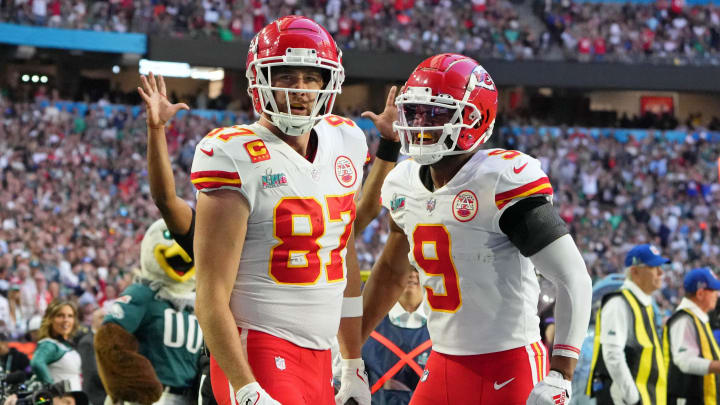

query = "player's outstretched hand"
[137, 71, 189, 130]
[335, 358, 371, 405]
[235, 382, 281, 405]
[361, 86, 399, 142]
[526, 370, 571, 405]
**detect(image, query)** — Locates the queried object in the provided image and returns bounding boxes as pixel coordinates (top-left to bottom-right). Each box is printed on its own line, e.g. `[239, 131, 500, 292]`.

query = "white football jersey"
[381, 148, 554, 355]
[191, 117, 367, 350]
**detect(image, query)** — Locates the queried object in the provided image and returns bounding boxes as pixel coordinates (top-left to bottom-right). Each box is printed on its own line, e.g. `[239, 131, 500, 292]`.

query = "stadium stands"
[1, 0, 718, 63]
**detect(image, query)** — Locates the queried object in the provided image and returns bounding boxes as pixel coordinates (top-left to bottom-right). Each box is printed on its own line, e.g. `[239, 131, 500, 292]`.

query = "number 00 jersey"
[381, 149, 554, 355]
[190, 117, 367, 350]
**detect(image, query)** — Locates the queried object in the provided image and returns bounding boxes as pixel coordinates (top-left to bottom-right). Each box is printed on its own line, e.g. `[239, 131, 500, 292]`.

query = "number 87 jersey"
[380, 148, 553, 355]
[190, 119, 367, 350]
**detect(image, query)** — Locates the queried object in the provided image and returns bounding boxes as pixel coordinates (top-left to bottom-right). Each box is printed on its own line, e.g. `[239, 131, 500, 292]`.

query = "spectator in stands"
[7, 282, 27, 340]
[587, 244, 669, 404]
[362, 268, 430, 405]
[664, 267, 720, 404]
[31, 300, 82, 391]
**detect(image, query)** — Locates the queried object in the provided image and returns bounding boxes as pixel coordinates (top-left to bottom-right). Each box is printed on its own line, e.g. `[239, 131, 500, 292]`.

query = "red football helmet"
[393, 53, 498, 165]
[246, 16, 344, 136]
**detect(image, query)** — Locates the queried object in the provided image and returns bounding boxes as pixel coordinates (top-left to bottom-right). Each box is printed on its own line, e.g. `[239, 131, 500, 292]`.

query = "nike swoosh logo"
[356, 369, 366, 384]
[513, 163, 528, 174]
[493, 377, 515, 390]
[200, 147, 214, 157]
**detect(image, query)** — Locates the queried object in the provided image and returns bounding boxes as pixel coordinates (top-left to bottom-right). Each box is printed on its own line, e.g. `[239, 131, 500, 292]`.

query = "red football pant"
[210, 328, 334, 405]
[409, 341, 549, 405]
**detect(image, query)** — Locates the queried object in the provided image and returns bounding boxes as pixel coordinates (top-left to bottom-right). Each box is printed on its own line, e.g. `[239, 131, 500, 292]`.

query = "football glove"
[335, 358, 371, 405]
[235, 382, 281, 405]
[526, 370, 571, 405]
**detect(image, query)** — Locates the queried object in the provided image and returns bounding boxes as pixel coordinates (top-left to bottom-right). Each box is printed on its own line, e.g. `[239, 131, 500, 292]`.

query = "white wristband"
[341, 296, 363, 318]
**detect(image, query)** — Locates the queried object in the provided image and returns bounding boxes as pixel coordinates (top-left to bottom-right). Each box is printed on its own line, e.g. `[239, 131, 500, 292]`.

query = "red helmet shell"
[402, 53, 498, 150]
[246, 16, 342, 114]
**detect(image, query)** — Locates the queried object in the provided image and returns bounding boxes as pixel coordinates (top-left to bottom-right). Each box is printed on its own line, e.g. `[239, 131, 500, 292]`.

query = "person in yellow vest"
[587, 244, 668, 405]
[663, 267, 720, 405]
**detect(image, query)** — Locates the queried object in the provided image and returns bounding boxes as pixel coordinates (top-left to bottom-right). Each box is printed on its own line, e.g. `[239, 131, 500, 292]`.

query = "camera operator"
[3, 382, 88, 405]
[0, 333, 30, 376]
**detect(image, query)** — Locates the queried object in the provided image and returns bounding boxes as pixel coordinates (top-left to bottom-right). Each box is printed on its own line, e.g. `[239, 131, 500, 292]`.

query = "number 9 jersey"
[190, 117, 367, 350]
[381, 149, 554, 355]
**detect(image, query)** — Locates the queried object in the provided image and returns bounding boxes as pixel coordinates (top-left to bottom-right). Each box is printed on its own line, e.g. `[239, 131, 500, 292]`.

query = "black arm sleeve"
[169, 208, 196, 261]
[498, 197, 569, 257]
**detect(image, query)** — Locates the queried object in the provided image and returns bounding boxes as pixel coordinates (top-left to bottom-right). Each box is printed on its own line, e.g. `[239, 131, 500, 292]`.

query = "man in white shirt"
[587, 244, 669, 405]
[664, 267, 720, 405]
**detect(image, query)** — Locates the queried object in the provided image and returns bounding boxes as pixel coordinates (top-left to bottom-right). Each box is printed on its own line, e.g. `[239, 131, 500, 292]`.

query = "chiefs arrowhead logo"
[334, 156, 357, 188]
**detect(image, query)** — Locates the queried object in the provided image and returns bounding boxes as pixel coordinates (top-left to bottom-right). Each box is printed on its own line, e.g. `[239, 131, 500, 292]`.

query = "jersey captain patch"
[244, 139, 271, 163]
[334, 155, 357, 188]
[452, 190, 478, 222]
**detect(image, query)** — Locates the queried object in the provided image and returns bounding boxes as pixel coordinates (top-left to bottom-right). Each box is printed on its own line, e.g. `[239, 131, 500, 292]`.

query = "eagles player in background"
[361, 53, 592, 405]
[137, 17, 403, 405]
[95, 218, 199, 405]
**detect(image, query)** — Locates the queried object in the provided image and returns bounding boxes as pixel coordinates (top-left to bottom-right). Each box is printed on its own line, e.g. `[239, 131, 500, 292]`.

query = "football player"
[360, 53, 593, 405]
[138, 22, 403, 405]
[177, 16, 382, 405]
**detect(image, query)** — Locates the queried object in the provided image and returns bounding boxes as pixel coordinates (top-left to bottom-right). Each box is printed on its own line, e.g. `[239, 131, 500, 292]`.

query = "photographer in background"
[3, 383, 89, 405]
[0, 333, 30, 376]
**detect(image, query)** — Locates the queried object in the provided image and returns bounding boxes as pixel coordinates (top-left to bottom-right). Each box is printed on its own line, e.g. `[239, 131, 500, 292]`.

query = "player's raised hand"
[137, 72, 189, 129]
[235, 382, 281, 405]
[361, 86, 399, 142]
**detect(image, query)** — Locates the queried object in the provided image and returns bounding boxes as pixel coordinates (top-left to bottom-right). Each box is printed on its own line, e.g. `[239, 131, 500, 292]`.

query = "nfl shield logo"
[275, 356, 286, 370]
[426, 198, 436, 213]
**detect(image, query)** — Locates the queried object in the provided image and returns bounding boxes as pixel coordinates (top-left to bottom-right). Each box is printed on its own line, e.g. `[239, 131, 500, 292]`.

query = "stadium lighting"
[112, 65, 120, 74]
[40, 76, 48, 83]
[190, 67, 225, 81]
[21, 75, 29, 82]
[139, 59, 191, 78]
[31, 75, 39, 83]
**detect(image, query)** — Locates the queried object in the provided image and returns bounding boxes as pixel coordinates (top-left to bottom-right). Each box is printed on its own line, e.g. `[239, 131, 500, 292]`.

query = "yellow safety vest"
[663, 308, 720, 404]
[586, 289, 667, 405]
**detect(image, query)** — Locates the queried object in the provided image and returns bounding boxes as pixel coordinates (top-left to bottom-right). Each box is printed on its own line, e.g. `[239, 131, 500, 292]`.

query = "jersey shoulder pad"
[191, 131, 244, 192]
[200, 125, 261, 146]
[117, 283, 154, 305]
[486, 150, 553, 210]
[380, 159, 417, 211]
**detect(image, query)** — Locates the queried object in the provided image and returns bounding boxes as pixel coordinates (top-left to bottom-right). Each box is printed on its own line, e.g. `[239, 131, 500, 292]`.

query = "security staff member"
[362, 269, 430, 405]
[664, 267, 720, 405]
[587, 244, 668, 405]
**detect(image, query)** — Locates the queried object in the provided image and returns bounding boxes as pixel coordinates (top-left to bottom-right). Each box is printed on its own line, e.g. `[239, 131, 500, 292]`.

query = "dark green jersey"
[103, 283, 202, 388]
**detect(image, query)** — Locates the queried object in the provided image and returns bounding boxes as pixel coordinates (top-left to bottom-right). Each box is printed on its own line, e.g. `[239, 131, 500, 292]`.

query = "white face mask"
[394, 87, 488, 165]
[247, 48, 344, 136]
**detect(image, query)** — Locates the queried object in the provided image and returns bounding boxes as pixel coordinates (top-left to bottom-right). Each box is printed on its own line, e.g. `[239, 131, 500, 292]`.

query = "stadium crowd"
[541, 0, 720, 63]
[0, 88, 717, 338]
[1, 0, 719, 63]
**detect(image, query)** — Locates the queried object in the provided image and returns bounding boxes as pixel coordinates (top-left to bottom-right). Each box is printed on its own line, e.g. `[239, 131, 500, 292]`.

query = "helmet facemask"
[247, 47, 344, 136]
[394, 86, 484, 165]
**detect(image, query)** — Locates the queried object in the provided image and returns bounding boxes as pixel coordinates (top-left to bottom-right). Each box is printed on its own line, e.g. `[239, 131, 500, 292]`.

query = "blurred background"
[0, 0, 719, 402]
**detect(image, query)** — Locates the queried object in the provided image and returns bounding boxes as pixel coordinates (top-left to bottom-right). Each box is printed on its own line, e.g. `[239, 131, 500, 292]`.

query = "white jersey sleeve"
[191, 126, 248, 197]
[491, 150, 553, 232]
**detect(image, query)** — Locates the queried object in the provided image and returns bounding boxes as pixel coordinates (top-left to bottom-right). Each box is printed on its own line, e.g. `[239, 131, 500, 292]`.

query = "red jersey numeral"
[412, 225, 462, 312]
[488, 149, 521, 160]
[269, 194, 356, 285]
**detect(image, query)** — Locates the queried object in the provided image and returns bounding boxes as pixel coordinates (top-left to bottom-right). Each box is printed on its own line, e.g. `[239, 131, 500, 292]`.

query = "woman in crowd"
[30, 300, 82, 391]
